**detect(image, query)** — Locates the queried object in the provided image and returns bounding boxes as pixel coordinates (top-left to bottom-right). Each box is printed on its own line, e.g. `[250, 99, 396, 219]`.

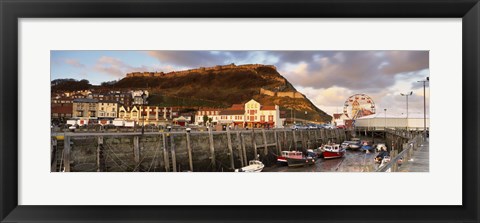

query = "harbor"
[51, 127, 427, 172]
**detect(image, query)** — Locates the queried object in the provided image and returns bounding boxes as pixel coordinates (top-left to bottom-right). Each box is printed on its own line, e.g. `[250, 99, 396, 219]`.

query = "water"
[263, 149, 378, 172]
[264, 136, 385, 172]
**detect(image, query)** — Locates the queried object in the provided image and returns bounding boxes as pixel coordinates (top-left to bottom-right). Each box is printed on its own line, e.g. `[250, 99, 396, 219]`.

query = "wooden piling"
[51, 138, 57, 172]
[292, 130, 297, 150]
[133, 136, 140, 164]
[283, 130, 287, 150]
[274, 129, 280, 155]
[241, 134, 248, 164]
[208, 128, 216, 170]
[226, 128, 235, 170]
[299, 130, 305, 149]
[253, 140, 258, 158]
[170, 134, 177, 172]
[63, 136, 71, 172]
[236, 132, 244, 167]
[186, 132, 193, 172]
[262, 129, 268, 155]
[162, 133, 170, 172]
[97, 136, 103, 172]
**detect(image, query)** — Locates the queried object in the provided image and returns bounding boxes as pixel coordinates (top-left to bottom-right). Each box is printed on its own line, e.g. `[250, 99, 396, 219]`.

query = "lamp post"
[384, 108, 387, 130]
[141, 107, 145, 135]
[400, 91, 413, 130]
[304, 111, 307, 125]
[417, 77, 429, 139]
[141, 93, 147, 135]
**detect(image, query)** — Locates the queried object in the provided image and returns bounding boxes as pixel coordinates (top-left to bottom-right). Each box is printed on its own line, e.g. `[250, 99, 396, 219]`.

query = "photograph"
[50, 50, 430, 172]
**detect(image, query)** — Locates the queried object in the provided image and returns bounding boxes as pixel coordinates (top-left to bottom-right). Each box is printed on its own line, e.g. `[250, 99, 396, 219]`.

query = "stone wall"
[259, 88, 305, 99]
[126, 64, 277, 78]
[57, 129, 346, 172]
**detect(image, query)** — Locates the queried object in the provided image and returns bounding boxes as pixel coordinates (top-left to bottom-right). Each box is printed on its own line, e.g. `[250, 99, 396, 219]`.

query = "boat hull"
[287, 157, 315, 167]
[323, 151, 345, 159]
[277, 156, 288, 165]
[349, 144, 361, 150]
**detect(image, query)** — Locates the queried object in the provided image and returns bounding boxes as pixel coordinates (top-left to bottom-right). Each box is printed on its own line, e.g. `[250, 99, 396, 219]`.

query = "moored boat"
[307, 149, 322, 158]
[277, 150, 303, 164]
[360, 141, 374, 153]
[235, 160, 264, 172]
[322, 144, 346, 159]
[348, 138, 362, 150]
[286, 151, 315, 167]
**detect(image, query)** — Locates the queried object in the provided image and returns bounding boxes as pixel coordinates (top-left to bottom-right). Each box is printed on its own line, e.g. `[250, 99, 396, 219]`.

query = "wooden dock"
[398, 138, 429, 172]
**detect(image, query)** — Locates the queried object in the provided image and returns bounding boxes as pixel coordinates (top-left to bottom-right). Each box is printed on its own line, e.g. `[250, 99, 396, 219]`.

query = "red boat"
[277, 151, 303, 164]
[322, 144, 346, 159]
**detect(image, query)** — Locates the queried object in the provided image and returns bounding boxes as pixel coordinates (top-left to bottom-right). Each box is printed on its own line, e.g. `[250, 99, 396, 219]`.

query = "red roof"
[260, 105, 276, 110]
[230, 104, 245, 110]
[51, 105, 73, 114]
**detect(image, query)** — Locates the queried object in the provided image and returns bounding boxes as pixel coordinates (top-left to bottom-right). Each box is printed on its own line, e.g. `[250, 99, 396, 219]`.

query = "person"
[375, 146, 389, 163]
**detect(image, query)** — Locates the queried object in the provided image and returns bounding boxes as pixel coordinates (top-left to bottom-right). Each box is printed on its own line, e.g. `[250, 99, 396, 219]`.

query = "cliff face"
[114, 64, 331, 123]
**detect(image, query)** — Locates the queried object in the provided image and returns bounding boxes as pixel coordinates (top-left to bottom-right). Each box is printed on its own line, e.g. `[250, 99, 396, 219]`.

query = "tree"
[203, 115, 208, 126]
[208, 117, 213, 125]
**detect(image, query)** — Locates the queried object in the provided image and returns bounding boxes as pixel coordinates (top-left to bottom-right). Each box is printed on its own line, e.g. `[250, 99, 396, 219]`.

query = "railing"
[376, 134, 425, 172]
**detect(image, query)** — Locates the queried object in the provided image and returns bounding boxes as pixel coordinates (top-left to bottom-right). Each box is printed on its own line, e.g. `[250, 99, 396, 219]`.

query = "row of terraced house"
[52, 90, 284, 128]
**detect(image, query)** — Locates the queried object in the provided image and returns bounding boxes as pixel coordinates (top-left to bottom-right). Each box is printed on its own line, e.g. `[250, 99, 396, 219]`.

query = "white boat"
[235, 160, 264, 172]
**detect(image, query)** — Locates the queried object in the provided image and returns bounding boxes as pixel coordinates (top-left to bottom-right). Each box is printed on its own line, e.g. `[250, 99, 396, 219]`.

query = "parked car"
[307, 123, 318, 129]
[290, 124, 308, 130]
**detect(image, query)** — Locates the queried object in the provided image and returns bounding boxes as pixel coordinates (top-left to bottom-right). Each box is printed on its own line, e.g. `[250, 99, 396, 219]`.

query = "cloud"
[64, 58, 86, 68]
[147, 51, 230, 68]
[275, 51, 429, 91]
[381, 51, 429, 75]
[93, 56, 158, 77]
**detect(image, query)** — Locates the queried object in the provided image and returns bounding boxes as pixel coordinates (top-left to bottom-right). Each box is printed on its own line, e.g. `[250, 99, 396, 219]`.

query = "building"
[354, 112, 430, 130]
[131, 90, 149, 105]
[331, 113, 349, 126]
[118, 105, 176, 125]
[194, 99, 283, 128]
[72, 98, 99, 119]
[195, 108, 222, 126]
[89, 91, 133, 107]
[51, 104, 73, 121]
[97, 100, 119, 119]
[243, 99, 281, 128]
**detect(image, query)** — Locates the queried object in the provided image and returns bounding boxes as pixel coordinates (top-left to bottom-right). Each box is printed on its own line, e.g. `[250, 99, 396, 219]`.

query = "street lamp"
[304, 111, 307, 125]
[141, 107, 145, 135]
[400, 91, 413, 130]
[141, 93, 147, 135]
[384, 108, 387, 130]
[417, 77, 429, 139]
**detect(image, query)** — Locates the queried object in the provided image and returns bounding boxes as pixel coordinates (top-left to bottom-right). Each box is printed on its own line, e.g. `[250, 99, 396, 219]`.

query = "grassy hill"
[57, 65, 332, 123]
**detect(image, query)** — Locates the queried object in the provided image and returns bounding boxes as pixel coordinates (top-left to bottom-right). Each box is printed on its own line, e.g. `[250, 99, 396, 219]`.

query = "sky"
[51, 50, 430, 116]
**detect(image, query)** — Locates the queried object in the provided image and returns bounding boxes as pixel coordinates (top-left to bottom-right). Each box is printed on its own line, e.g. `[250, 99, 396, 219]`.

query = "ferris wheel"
[343, 94, 376, 119]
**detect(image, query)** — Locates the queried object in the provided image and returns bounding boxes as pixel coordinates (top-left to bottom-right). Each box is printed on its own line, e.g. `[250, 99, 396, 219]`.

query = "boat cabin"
[281, 151, 304, 159]
[324, 144, 341, 152]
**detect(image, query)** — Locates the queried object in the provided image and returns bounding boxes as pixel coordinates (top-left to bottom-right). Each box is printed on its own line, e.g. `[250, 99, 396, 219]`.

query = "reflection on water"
[263, 150, 379, 172]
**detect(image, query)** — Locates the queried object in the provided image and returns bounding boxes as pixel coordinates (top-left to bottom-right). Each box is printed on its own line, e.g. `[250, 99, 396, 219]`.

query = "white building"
[194, 99, 283, 128]
[355, 111, 430, 130]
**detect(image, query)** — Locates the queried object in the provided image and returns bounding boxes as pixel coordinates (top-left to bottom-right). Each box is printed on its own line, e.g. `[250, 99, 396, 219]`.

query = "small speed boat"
[348, 138, 362, 150]
[360, 141, 375, 153]
[235, 160, 264, 172]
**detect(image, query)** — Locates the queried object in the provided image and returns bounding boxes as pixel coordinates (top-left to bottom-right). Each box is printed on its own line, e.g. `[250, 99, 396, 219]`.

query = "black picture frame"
[1, 0, 478, 222]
